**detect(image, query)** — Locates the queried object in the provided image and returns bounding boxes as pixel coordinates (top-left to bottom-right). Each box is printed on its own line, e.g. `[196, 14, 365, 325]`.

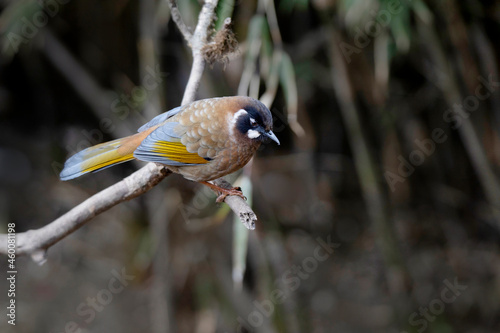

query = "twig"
[41, 30, 134, 139]
[0, 0, 257, 261]
[166, 0, 193, 42]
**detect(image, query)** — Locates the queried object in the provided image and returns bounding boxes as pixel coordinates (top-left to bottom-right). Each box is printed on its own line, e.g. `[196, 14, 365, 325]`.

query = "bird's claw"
[215, 187, 247, 203]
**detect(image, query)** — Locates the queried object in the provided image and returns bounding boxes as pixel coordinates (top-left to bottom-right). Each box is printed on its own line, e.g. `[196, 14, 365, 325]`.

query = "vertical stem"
[417, 16, 500, 227]
[181, 0, 219, 106]
[182, 55, 206, 105]
[139, 0, 162, 120]
[149, 194, 175, 333]
[329, 28, 405, 271]
[141, 1, 173, 332]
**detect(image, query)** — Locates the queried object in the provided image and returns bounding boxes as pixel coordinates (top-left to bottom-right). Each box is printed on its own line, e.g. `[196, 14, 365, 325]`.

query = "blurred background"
[1, 0, 500, 332]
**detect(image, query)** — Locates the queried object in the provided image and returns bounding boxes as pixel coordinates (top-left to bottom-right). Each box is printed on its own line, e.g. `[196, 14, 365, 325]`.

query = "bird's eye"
[250, 118, 258, 127]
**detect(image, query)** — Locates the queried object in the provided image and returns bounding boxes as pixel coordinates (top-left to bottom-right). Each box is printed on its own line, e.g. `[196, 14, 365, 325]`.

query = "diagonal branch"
[3, 164, 169, 263]
[0, 0, 257, 263]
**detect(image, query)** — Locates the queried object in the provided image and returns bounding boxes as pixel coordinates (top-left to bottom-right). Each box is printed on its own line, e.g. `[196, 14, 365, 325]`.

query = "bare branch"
[181, 0, 218, 105]
[213, 178, 257, 230]
[0, 163, 170, 264]
[166, 0, 193, 42]
[0, 0, 257, 261]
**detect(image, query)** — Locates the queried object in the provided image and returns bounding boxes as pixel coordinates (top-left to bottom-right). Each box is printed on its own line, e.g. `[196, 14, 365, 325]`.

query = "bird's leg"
[199, 181, 247, 203]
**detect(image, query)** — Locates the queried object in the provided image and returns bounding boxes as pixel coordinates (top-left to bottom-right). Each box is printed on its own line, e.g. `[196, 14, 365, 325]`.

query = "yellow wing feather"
[152, 141, 208, 164]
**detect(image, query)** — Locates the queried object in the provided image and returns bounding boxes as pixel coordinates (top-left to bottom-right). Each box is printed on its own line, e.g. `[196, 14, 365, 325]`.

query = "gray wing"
[133, 122, 210, 166]
[137, 106, 182, 132]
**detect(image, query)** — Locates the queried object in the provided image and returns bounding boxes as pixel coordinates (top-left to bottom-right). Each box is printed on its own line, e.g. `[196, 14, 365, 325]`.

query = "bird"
[60, 96, 280, 202]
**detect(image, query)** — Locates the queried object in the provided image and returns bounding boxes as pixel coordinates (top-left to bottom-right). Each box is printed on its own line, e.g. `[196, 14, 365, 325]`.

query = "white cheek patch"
[247, 129, 261, 139]
[229, 109, 249, 138]
[232, 109, 248, 124]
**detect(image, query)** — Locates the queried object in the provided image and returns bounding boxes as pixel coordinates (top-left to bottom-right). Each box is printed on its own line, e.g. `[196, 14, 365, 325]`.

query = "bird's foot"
[215, 186, 247, 203]
[200, 182, 247, 203]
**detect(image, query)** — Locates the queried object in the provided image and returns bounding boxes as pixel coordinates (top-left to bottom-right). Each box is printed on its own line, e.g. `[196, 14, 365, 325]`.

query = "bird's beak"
[265, 130, 280, 145]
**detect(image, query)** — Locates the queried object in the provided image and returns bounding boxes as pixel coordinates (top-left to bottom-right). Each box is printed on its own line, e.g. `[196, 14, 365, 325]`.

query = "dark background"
[1, 0, 500, 332]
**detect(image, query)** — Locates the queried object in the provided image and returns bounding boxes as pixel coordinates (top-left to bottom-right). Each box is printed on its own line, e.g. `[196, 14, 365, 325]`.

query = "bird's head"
[232, 98, 280, 145]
